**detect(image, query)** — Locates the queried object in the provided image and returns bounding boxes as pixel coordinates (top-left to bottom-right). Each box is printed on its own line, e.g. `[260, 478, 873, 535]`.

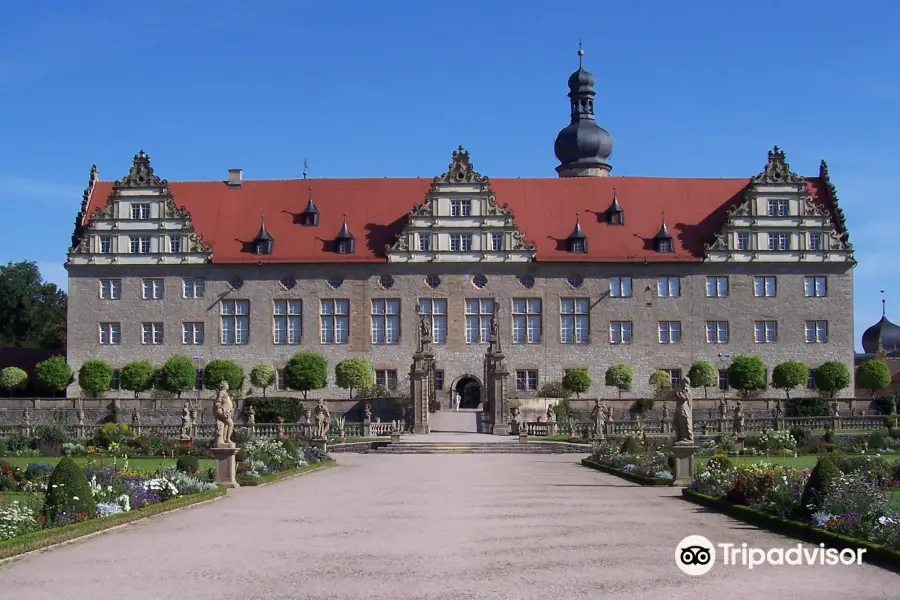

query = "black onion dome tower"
[862, 297, 900, 354]
[554, 44, 613, 178]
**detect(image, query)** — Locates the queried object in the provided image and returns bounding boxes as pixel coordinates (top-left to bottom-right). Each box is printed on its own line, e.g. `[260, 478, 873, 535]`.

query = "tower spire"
[882, 289, 887, 318]
[578, 40, 583, 69]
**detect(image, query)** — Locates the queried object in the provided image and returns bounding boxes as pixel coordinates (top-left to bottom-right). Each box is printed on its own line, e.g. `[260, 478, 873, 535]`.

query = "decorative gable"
[385, 146, 536, 263]
[67, 150, 212, 266]
[704, 146, 853, 264]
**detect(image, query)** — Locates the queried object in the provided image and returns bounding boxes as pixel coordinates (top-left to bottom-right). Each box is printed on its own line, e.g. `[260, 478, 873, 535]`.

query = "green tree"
[203, 359, 245, 392]
[157, 355, 198, 398]
[0, 261, 67, 351]
[0, 366, 28, 395]
[335, 357, 373, 398]
[34, 356, 73, 395]
[814, 361, 852, 399]
[604, 364, 633, 399]
[727, 355, 766, 398]
[77, 359, 113, 397]
[771, 360, 808, 400]
[120, 360, 155, 398]
[284, 351, 328, 399]
[687, 360, 717, 399]
[561, 368, 591, 399]
[44, 456, 96, 523]
[649, 370, 672, 398]
[250, 364, 276, 397]
[856, 359, 892, 397]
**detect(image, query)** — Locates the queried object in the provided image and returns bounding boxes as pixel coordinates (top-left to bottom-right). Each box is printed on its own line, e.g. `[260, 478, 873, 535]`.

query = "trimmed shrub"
[44, 456, 96, 523]
[798, 456, 840, 519]
[281, 438, 298, 458]
[813, 361, 852, 399]
[0, 366, 28, 394]
[35, 356, 73, 394]
[120, 360, 155, 398]
[283, 351, 328, 399]
[203, 359, 245, 392]
[620, 436, 640, 454]
[243, 397, 303, 423]
[707, 454, 733, 472]
[868, 429, 889, 451]
[157, 355, 198, 398]
[334, 357, 374, 398]
[789, 427, 811, 447]
[562, 368, 591, 398]
[95, 422, 130, 448]
[249, 364, 276, 397]
[78, 359, 114, 397]
[176, 455, 200, 474]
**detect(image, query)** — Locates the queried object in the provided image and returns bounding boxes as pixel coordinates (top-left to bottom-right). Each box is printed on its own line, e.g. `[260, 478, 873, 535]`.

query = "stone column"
[488, 355, 510, 436]
[410, 349, 432, 434]
[210, 444, 240, 488]
[671, 444, 699, 486]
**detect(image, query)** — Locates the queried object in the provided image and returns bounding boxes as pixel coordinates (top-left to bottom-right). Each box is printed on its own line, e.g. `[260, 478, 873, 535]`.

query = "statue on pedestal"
[363, 402, 372, 423]
[313, 399, 331, 439]
[673, 374, 694, 444]
[77, 408, 85, 426]
[419, 315, 432, 342]
[131, 408, 140, 428]
[590, 400, 607, 437]
[832, 401, 840, 418]
[662, 402, 669, 421]
[246, 405, 256, 426]
[489, 316, 499, 344]
[546, 403, 555, 422]
[213, 381, 235, 447]
[774, 398, 783, 418]
[181, 403, 192, 439]
[732, 401, 745, 435]
[718, 399, 726, 420]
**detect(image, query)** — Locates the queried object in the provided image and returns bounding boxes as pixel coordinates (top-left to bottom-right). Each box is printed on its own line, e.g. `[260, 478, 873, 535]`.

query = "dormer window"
[654, 220, 673, 253]
[131, 203, 150, 219]
[299, 187, 320, 227]
[566, 213, 588, 254]
[334, 214, 355, 255]
[606, 190, 624, 225]
[252, 216, 274, 255]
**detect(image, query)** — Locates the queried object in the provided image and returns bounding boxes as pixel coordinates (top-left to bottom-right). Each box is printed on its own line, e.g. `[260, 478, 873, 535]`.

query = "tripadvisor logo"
[675, 535, 866, 575]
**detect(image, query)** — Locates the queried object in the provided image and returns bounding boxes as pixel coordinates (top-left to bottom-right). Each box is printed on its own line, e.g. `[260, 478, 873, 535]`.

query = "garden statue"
[246, 405, 256, 426]
[363, 402, 372, 423]
[732, 401, 745, 435]
[22, 408, 30, 427]
[131, 408, 140, 427]
[404, 404, 414, 433]
[590, 400, 605, 437]
[774, 398, 783, 418]
[213, 381, 235, 448]
[419, 315, 432, 341]
[313, 399, 331, 439]
[673, 374, 694, 444]
[181, 404, 192, 438]
[717, 398, 726, 420]
[546, 403, 555, 421]
[832, 401, 840, 418]
[77, 408, 85, 426]
[662, 402, 669, 420]
[489, 316, 499, 343]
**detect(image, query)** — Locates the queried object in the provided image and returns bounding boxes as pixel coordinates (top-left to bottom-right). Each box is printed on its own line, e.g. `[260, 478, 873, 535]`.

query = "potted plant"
[334, 415, 346, 438]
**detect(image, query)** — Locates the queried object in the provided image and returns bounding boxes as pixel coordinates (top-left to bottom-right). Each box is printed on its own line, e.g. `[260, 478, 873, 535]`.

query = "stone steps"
[373, 442, 589, 454]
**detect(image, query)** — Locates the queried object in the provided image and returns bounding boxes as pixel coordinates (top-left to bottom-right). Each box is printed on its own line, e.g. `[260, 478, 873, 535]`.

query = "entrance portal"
[455, 376, 483, 409]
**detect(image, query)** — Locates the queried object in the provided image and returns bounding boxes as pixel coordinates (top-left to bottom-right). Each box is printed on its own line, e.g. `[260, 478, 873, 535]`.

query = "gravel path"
[2, 454, 897, 599]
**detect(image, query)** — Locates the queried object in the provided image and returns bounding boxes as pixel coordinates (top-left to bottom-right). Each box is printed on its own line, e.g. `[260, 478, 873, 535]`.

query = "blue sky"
[0, 0, 896, 350]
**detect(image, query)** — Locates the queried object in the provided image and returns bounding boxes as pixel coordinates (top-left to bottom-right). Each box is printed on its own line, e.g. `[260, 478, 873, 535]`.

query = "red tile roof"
[82, 177, 830, 263]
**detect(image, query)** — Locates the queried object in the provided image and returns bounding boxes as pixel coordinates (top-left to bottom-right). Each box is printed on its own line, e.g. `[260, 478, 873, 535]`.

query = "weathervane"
[881, 289, 886, 317]
[578, 39, 584, 68]
[302, 159, 309, 180]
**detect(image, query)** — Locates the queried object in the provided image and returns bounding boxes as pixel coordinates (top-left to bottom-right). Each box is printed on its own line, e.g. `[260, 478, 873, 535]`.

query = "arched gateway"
[452, 374, 483, 410]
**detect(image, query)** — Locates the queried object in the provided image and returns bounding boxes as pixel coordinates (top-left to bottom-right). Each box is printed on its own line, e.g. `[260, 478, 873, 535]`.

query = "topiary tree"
[120, 360, 155, 398]
[856, 359, 892, 397]
[284, 351, 328, 399]
[562, 368, 591, 399]
[44, 455, 96, 523]
[158, 355, 198, 398]
[798, 456, 840, 519]
[203, 359, 244, 393]
[249, 364, 276, 397]
[0, 366, 28, 395]
[771, 360, 808, 400]
[34, 356, 73, 396]
[649, 370, 672, 398]
[334, 357, 373, 398]
[620, 436, 640, 454]
[604, 364, 633, 400]
[687, 360, 717, 399]
[727, 355, 766, 398]
[77, 359, 113, 398]
[814, 360, 852, 399]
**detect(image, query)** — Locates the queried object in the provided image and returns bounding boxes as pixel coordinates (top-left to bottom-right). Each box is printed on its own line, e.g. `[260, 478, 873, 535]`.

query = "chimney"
[227, 168, 243, 187]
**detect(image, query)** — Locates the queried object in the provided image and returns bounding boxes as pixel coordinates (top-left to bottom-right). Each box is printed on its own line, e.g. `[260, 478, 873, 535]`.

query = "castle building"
[65, 51, 856, 404]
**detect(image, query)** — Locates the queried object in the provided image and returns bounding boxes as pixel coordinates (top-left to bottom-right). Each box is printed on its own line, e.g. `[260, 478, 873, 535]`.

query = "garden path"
[2, 454, 897, 599]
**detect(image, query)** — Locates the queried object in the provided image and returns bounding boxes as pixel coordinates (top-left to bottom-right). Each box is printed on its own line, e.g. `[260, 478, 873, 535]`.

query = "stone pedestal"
[312, 438, 328, 452]
[734, 435, 745, 454]
[518, 430, 528, 443]
[390, 432, 401, 443]
[362, 421, 372, 437]
[491, 423, 509, 436]
[210, 445, 240, 488]
[671, 444, 700, 486]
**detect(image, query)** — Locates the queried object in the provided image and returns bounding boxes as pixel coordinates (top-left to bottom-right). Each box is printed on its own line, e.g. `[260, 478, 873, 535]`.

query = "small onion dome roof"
[862, 315, 900, 353]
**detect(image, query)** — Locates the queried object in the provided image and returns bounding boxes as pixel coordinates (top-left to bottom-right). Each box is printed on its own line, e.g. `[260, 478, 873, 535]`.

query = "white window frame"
[417, 234, 431, 252]
[182, 322, 205, 345]
[753, 276, 777, 298]
[169, 235, 182, 253]
[609, 320, 633, 345]
[754, 320, 777, 343]
[182, 278, 205, 299]
[374, 369, 399, 390]
[450, 233, 472, 252]
[418, 298, 447, 344]
[220, 299, 250, 345]
[560, 298, 589, 344]
[99, 322, 121, 345]
[705, 321, 729, 344]
[320, 299, 350, 345]
[736, 232, 750, 251]
[804, 276, 827, 297]
[141, 322, 164, 345]
[706, 276, 728, 297]
[512, 298, 542, 344]
[99, 236, 112, 253]
[767, 199, 789, 217]
[142, 278, 164, 300]
[450, 199, 472, 217]
[809, 232, 822, 251]
[99, 278, 121, 300]
[491, 232, 503, 251]
[609, 276, 632, 298]
[658, 321, 681, 344]
[515, 369, 538, 392]
[131, 203, 150, 219]
[656, 277, 680, 297]
[464, 298, 494, 344]
[130, 236, 151, 254]
[371, 298, 401, 345]
[768, 233, 790, 251]
[805, 320, 828, 343]
[274, 299, 303, 345]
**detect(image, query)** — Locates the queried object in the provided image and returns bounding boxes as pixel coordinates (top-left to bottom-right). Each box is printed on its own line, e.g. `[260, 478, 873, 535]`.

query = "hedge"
[580, 458, 675, 486]
[681, 489, 900, 572]
[236, 459, 336, 487]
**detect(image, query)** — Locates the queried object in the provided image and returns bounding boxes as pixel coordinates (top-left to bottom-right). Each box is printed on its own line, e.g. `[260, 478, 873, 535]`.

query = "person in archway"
[453, 391, 461, 412]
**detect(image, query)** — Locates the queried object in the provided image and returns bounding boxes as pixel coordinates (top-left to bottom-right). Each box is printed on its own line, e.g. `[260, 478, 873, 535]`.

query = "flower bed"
[234, 439, 331, 486]
[585, 439, 674, 485]
[683, 453, 900, 570]
[581, 458, 673, 486]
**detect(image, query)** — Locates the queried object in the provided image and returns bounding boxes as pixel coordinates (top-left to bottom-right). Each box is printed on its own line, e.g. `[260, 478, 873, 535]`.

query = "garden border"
[581, 458, 674, 486]
[681, 489, 900, 573]
[0, 487, 228, 565]
[238, 459, 337, 487]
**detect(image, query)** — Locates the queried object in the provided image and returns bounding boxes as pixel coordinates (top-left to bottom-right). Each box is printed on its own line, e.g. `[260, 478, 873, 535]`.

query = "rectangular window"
[195, 369, 204, 391]
[515, 369, 538, 392]
[449, 233, 472, 252]
[182, 322, 205, 345]
[706, 321, 729, 344]
[571, 238, 585, 253]
[320, 299, 350, 344]
[609, 320, 633, 344]
[111, 369, 120, 390]
[417, 234, 431, 252]
[169, 235, 182, 253]
[374, 369, 398, 390]
[130, 236, 151, 254]
[560, 298, 590, 344]
[664, 369, 683, 387]
[418, 298, 447, 344]
[512, 298, 542, 344]
[99, 322, 121, 345]
[491, 232, 503, 251]
[767, 199, 789, 217]
[450, 199, 472, 217]
[141, 322, 164, 345]
[465, 298, 494, 344]
[99, 236, 112, 253]
[805, 320, 828, 343]
[274, 299, 302, 345]
[275, 369, 285, 391]
[754, 320, 777, 343]
[807, 369, 817, 390]
[182, 278, 205, 299]
[142, 278, 164, 299]
[658, 321, 681, 344]
[609, 276, 632, 297]
[131, 203, 150, 219]
[656, 277, 680, 297]
[99, 278, 121, 300]
[434, 369, 444, 391]
[736, 232, 750, 251]
[371, 299, 401, 345]
[804, 276, 827, 297]
[809, 232, 822, 251]
[753, 276, 777, 297]
[221, 299, 250, 345]
[706, 276, 728, 297]
[718, 369, 729, 391]
[768, 233, 790, 251]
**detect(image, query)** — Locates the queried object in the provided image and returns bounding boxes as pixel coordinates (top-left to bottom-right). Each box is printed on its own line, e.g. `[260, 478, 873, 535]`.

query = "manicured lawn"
[1, 456, 215, 473]
[695, 453, 900, 470]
